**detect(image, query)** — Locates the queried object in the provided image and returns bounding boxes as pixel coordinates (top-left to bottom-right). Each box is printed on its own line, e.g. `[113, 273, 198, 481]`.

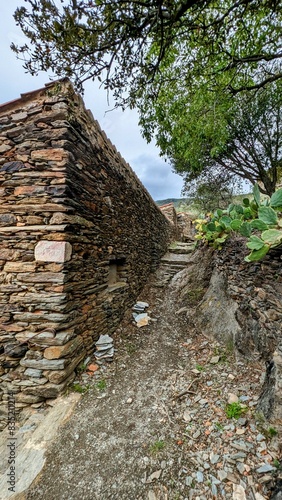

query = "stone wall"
[177, 212, 194, 241]
[0, 79, 174, 424]
[159, 203, 177, 226]
[195, 239, 282, 425]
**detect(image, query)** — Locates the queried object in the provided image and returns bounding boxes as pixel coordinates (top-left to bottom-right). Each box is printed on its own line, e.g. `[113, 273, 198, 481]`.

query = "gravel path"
[25, 254, 281, 500]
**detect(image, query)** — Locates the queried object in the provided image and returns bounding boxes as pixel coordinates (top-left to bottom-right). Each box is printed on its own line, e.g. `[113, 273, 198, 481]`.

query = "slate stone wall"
[0, 79, 174, 424]
[159, 203, 178, 229]
[195, 239, 282, 425]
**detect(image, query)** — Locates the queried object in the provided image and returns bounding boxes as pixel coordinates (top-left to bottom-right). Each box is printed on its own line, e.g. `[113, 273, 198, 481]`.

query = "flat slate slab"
[168, 242, 195, 254]
[0, 393, 80, 499]
[161, 252, 193, 265]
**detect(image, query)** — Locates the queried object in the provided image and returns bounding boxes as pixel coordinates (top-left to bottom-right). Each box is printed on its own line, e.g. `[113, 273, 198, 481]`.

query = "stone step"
[161, 263, 187, 270]
[168, 242, 195, 254]
[161, 252, 193, 266]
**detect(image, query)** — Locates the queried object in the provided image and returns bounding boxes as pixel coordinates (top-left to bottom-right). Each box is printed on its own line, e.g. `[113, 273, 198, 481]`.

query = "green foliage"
[267, 427, 278, 438]
[195, 364, 205, 372]
[142, 77, 282, 196]
[13, 2, 282, 197]
[72, 383, 89, 394]
[194, 184, 282, 261]
[12, 1, 282, 105]
[76, 362, 87, 374]
[225, 402, 248, 420]
[150, 440, 165, 453]
[96, 379, 107, 392]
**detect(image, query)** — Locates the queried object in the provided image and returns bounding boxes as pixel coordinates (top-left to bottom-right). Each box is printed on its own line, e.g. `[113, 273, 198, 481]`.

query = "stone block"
[11, 111, 28, 121]
[31, 148, 68, 162]
[20, 357, 66, 370]
[15, 393, 44, 404]
[13, 311, 68, 322]
[26, 216, 44, 224]
[35, 240, 72, 263]
[22, 372, 75, 398]
[45, 351, 85, 384]
[44, 335, 83, 359]
[15, 378, 48, 386]
[4, 262, 36, 273]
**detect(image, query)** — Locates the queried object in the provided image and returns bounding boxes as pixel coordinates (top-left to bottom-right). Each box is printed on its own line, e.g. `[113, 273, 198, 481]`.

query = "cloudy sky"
[0, 1, 184, 201]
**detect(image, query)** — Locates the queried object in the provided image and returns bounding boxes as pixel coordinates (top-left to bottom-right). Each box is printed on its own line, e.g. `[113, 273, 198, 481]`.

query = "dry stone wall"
[159, 203, 178, 228]
[195, 239, 282, 425]
[0, 79, 174, 425]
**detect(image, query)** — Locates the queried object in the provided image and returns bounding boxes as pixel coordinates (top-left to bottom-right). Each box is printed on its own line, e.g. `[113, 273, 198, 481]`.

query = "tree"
[12, 0, 282, 108]
[216, 83, 282, 196]
[183, 167, 242, 213]
[141, 78, 282, 196]
[12, 1, 282, 195]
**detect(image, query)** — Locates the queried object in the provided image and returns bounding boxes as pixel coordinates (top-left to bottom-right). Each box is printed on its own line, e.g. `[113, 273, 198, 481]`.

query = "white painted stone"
[35, 240, 72, 263]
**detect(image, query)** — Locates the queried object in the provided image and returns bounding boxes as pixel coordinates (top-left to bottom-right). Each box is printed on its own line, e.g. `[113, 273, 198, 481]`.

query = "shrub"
[194, 184, 282, 261]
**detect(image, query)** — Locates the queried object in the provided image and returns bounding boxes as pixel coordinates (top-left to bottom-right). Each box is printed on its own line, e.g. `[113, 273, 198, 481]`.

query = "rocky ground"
[1, 245, 281, 500]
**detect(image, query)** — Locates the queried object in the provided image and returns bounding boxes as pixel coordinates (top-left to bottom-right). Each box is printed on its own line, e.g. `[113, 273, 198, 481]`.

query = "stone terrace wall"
[195, 239, 282, 424]
[0, 79, 174, 424]
[159, 203, 179, 237]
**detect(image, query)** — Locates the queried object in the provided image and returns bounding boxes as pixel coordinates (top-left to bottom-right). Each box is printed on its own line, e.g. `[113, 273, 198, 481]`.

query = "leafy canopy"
[141, 78, 282, 196]
[12, 1, 282, 193]
[12, 0, 282, 107]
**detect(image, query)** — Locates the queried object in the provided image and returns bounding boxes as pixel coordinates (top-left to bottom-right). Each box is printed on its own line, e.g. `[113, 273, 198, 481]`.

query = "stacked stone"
[0, 83, 85, 427]
[0, 79, 175, 428]
[159, 203, 179, 236]
[176, 212, 194, 241]
[214, 239, 282, 424]
[214, 239, 282, 359]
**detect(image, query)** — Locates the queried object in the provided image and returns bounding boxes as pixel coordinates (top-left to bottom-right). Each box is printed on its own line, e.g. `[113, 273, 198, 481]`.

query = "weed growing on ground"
[173, 494, 181, 500]
[71, 383, 90, 394]
[267, 427, 278, 438]
[255, 411, 266, 425]
[214, 422, 224, 432]
[76, 362, 87, 374]
[273, 459, 281, 470]
[96, 379, 107, 391]
[195, 364, 205, 372]
[125, 342, 137, 355]
[150, 440, 165, 453]
[225, 402, 247, 419]
[186, 288, 205, 305]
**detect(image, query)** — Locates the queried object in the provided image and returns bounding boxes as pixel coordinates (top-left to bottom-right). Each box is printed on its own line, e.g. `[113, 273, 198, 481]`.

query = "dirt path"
[24, 250, 280, 500]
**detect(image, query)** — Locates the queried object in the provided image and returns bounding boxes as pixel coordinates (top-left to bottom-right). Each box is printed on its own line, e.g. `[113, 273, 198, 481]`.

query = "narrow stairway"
[154, 241, 195, 287]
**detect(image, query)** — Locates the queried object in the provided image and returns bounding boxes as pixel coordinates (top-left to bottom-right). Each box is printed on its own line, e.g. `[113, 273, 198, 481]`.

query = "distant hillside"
[155, 198, 188, 208]
[156, 193, 253, 215]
